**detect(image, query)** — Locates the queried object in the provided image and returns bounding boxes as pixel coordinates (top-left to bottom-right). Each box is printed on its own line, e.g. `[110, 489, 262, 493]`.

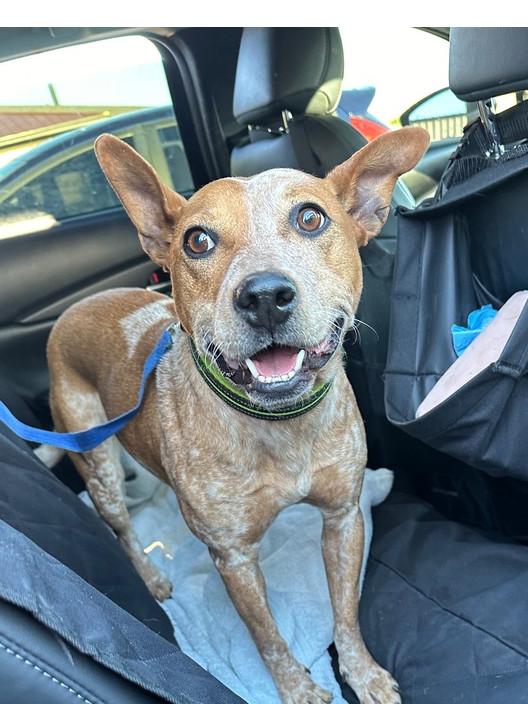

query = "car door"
[0, 34, 195, 413]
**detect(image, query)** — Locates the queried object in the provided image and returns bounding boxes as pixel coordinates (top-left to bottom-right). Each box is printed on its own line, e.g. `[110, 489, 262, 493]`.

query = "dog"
[44, 126, 429, 704]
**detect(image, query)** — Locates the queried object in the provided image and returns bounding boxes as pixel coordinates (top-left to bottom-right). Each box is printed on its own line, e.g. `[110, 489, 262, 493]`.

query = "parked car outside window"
[0, 36, 193, 239]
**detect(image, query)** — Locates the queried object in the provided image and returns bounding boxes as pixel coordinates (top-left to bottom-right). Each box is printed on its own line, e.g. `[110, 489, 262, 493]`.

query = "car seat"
[367, 26, 528, 704]
[0, 419, 245, 704]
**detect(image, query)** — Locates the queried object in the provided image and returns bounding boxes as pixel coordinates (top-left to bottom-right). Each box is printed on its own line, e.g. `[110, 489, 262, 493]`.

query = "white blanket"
[87, 462, 392, 704]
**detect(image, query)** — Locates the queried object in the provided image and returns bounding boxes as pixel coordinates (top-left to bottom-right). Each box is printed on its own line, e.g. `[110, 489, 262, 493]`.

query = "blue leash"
[0, 325, 176, 453]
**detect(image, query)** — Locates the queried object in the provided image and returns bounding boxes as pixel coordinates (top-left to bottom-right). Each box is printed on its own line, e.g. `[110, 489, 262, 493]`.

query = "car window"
[338, 27, 526, 146]
[339, 27, 454, 141]
[399, 87, 477, 140]
[0, 146, 120, 222]
[0, 36, 194, 238]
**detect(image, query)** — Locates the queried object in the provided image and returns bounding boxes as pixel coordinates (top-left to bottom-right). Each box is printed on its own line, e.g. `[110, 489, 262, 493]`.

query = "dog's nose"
[235, 271, 297, 329]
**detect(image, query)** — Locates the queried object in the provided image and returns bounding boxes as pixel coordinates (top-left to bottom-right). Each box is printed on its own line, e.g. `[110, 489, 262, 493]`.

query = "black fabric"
[231, 123, 307, 176]
[385, 206, 528, 479]
[231, 114, 368, 179]
[437, 101, 528, 194]
[0, 600, 170, 704]
[385, 211, 475, 417]
[344, 239, 397, 468]
[0, 421, 174, 640]
[0, 376, 40, 426]
[0, 421, 246, 703]
[233, 27, 343, 125]
[385, 120, 528, 480]
[449, 28, 528, 102]
[358, 492, 528, 703]
[401, 100, 528, 305]
[430, 103, 528, 304]
[497, 98, 528, 144]
[0, 515, 245, 704]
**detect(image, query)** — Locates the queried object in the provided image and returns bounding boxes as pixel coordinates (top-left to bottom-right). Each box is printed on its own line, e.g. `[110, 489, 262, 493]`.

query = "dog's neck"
[174, 324, 335, 422]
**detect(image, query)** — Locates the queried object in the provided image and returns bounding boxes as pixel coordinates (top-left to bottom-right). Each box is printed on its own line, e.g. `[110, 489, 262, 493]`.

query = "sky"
[0, 36, 172, 108]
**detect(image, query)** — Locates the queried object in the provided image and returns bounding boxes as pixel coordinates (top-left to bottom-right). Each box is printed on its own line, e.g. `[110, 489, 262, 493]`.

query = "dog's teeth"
[294, 349, 306, 372]
[245, 358, 259, 379]
[256, 370, 297, 385]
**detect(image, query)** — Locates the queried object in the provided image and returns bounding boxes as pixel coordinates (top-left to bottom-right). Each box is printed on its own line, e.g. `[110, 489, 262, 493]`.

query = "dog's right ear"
[95, 134, 186, 271]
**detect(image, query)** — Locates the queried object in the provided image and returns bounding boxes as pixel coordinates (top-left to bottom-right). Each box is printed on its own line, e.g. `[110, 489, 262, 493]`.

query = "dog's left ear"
[95, 134, 186, 271]
[326, 126, 430, 246]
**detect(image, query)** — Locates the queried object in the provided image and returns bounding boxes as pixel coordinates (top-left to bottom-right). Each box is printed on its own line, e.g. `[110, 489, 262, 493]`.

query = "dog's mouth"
[207, 317, 344, 401]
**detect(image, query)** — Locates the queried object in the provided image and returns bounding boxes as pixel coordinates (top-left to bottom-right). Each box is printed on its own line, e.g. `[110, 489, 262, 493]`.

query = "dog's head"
[95, 128, 428, 411]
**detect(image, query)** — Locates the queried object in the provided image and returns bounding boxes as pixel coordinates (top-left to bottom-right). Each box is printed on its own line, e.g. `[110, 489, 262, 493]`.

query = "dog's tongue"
[251, 346, 299, 377]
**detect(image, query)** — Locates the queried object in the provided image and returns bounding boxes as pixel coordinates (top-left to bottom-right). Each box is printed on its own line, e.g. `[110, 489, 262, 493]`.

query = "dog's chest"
[248, 424, 317, 496]
[173, 414, 318, 490]
[157, 350, 365, 511]
[171, 400, 360, 503]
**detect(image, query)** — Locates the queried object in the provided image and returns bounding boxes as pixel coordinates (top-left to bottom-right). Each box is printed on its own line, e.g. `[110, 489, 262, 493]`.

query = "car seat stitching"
[0, 640, 96, 704]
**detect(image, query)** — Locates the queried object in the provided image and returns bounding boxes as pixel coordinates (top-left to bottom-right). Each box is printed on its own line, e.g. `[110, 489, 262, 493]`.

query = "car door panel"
[0, 209, 157, 402]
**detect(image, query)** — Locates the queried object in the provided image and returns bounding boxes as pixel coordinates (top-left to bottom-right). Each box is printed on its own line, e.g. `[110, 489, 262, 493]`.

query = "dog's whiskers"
[199, 329, 224, 370]
[348, 323, 360, 346]
[327, 307, 349, 336]
[354, 317, 379, 341]
[347, 317, 379, 347]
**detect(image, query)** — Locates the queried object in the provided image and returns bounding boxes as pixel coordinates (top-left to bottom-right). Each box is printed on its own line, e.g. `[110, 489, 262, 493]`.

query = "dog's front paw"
[281, 680, 333, 704]
[340, 661, 401, 704]
[137, 558, 173, 601]
[146, 571, 173, 602]
[117, 531, 173, 601]
[275, 665, 333, 704]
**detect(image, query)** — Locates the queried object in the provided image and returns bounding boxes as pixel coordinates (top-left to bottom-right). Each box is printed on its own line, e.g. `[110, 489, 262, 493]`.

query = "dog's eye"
[184, 228, 217, 257]
[296, 206, 326, 235]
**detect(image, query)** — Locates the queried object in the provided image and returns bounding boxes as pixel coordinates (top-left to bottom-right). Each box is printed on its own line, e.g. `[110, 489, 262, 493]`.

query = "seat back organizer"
[386, 27, 528, 481]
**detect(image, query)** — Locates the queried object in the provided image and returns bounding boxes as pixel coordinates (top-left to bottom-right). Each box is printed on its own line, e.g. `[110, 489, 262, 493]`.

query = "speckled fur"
[47, 128, 429, 704]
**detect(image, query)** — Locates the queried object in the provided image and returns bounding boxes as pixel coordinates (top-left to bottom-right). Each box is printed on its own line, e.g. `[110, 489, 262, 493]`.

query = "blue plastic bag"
[451, 304, 498, 357]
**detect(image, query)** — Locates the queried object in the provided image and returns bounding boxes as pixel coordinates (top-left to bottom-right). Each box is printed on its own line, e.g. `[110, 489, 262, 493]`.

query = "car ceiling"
[0, 27, 176, 62]
[0, 26, 449, 64]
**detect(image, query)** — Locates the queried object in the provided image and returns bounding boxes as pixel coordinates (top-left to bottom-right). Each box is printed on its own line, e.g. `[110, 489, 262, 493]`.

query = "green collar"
[188, 337, 332, 421]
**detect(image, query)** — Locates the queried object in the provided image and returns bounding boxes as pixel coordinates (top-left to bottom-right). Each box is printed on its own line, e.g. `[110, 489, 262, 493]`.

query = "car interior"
[1, 25, 528, 704]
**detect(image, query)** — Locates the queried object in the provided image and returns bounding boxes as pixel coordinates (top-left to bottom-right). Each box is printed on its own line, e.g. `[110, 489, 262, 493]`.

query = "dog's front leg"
[211, 545, 333, 704]
[322, 503, 401, 704]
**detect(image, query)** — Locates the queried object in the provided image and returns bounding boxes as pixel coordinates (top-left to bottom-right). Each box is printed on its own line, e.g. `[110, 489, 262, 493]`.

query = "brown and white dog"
[44, 127, 428, 704]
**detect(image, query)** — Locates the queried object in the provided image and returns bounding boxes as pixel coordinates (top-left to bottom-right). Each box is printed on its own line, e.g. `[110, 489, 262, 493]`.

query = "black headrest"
[233, 27, 344, 126]
[449, 27, 528, 102]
